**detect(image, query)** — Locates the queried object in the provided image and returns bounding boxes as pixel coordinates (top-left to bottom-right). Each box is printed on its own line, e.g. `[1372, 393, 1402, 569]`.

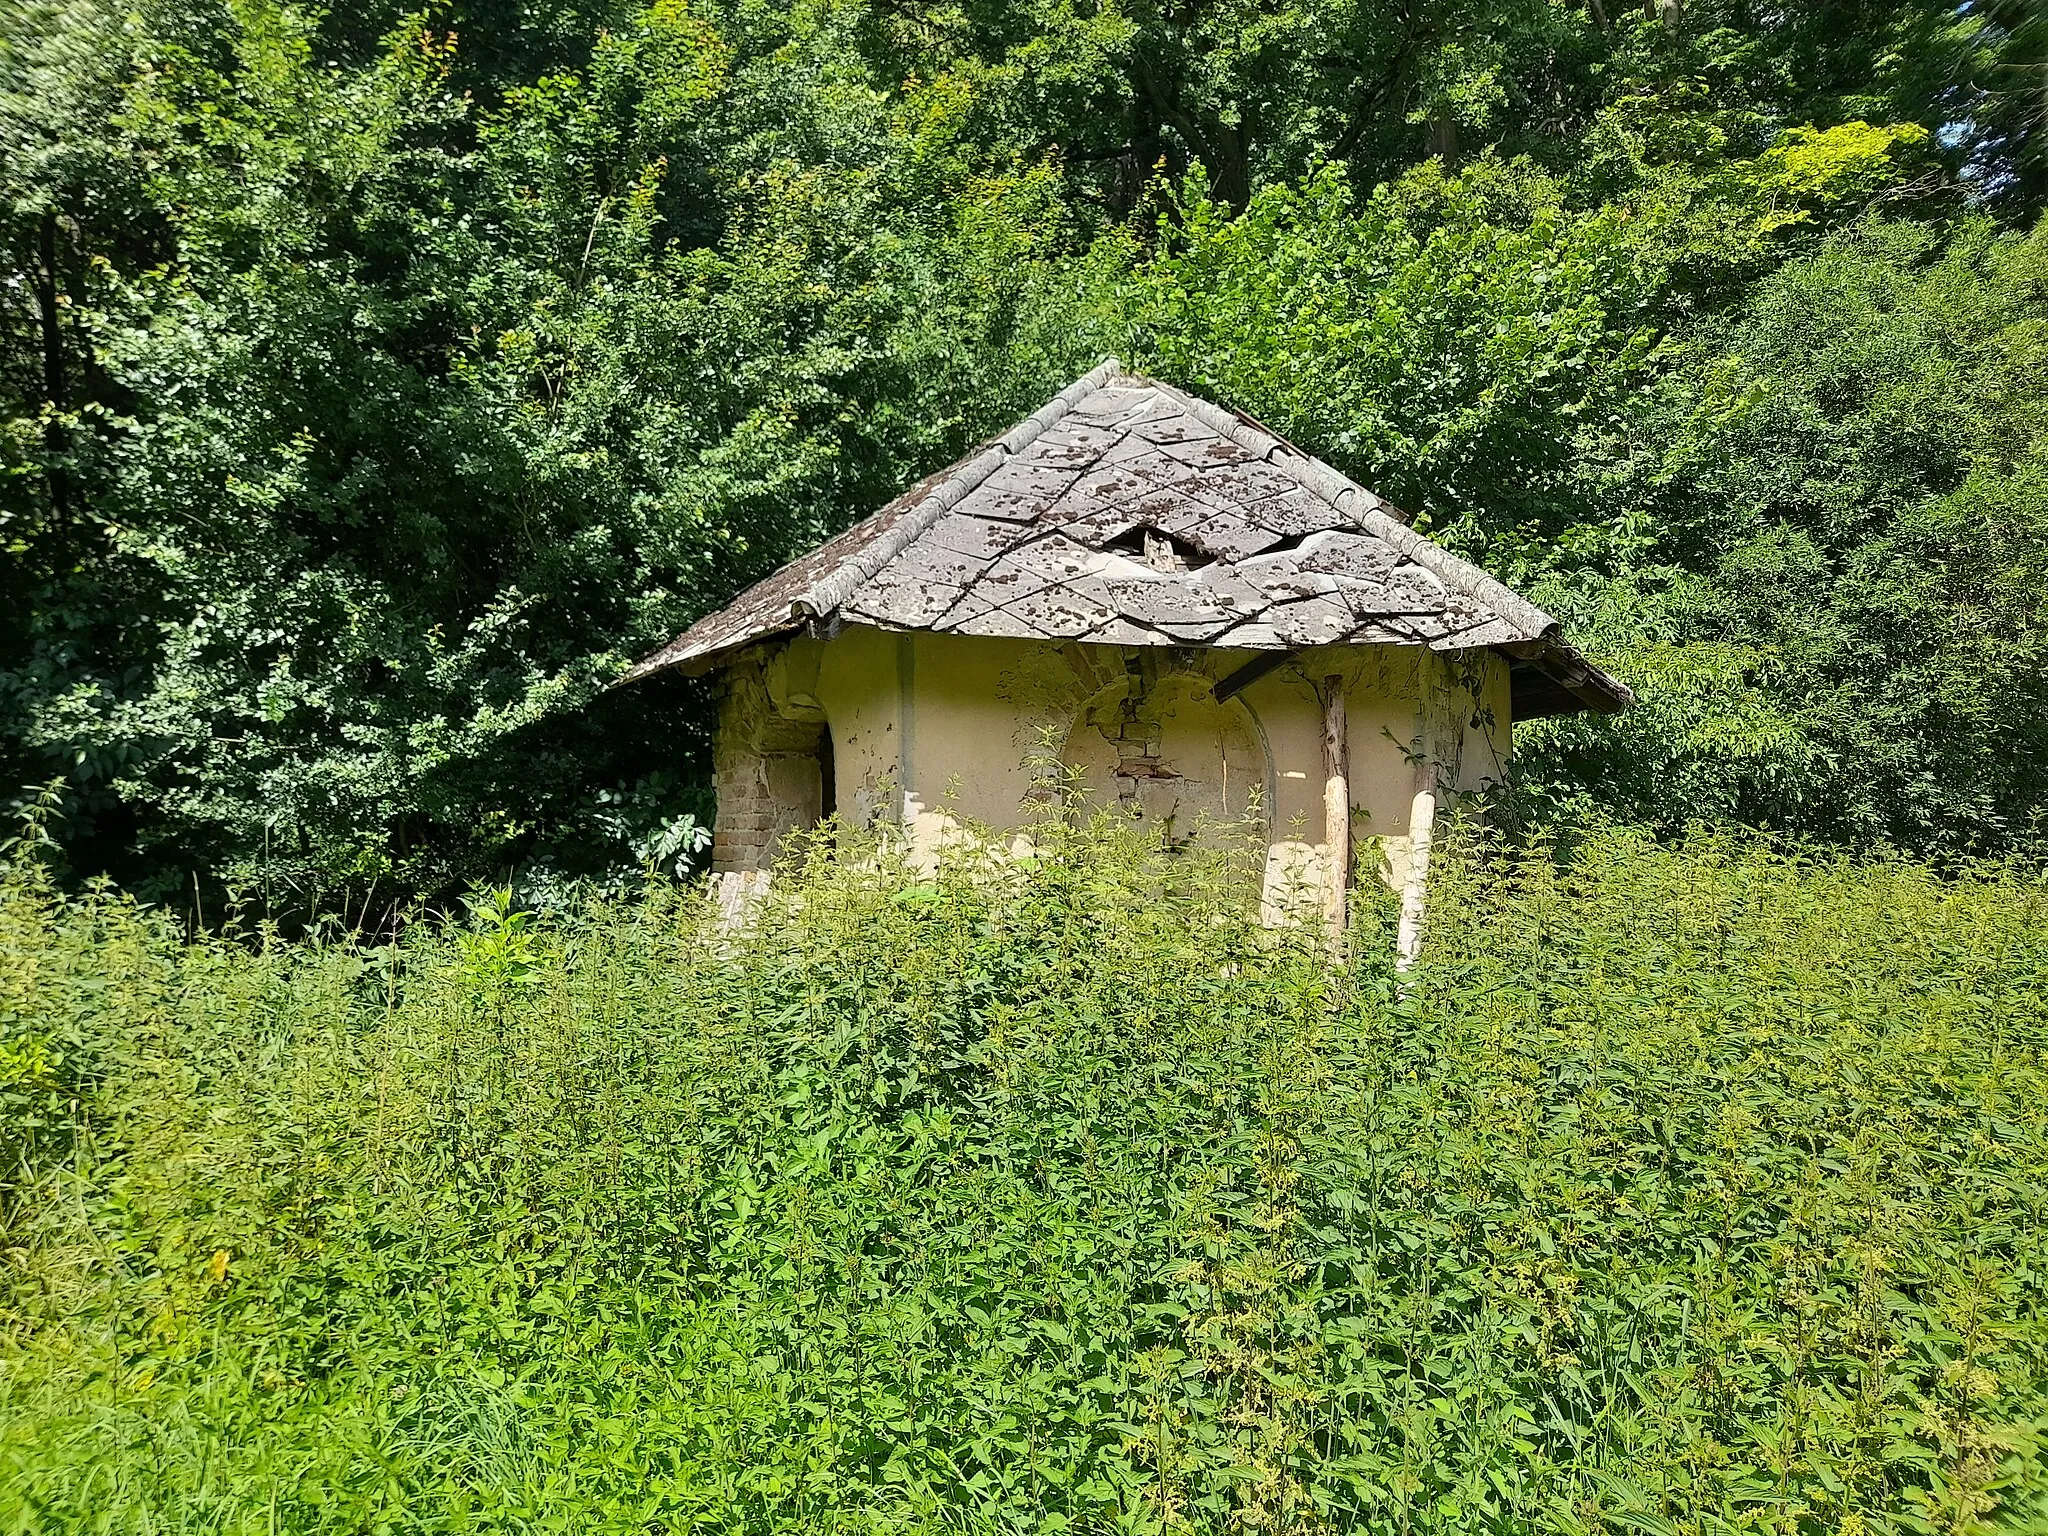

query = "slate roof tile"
[1157, 508, 1281, 562]
[1241, 487, 1344, 537]
[922, 513, 1024, 561]
[990, 585, 1120, 641]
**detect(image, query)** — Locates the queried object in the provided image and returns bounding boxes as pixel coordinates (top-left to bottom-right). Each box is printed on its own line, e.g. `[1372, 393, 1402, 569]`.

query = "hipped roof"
[625, 360, 1630, 716]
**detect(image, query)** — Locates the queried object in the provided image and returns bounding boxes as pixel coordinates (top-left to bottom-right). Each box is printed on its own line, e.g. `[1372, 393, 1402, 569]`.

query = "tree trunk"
[1427, 112, 1459, 162]
[34, 209, 69, 522]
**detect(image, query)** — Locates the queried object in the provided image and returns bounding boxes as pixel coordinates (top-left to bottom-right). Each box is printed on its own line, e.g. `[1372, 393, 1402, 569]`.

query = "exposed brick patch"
[710, 650, 827, 874]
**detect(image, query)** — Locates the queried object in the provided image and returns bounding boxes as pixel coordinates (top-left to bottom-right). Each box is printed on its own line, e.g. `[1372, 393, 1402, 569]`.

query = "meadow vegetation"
[5, 810, 2046, 1533]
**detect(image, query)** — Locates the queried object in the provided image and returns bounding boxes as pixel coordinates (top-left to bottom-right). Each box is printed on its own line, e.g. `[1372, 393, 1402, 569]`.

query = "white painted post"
[1395, 760, 1438, 970]
[1319, 676, 1350, 959]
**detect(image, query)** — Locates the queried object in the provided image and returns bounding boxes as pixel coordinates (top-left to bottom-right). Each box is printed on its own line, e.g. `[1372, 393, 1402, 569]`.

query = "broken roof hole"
[1104, 523, 1215, 572]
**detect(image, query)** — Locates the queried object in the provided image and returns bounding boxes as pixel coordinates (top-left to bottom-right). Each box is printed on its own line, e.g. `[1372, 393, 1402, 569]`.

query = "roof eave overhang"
[617, 618, 801, 685]
[624, 620, 1633, 725]
[1500, 635, 1633, 719]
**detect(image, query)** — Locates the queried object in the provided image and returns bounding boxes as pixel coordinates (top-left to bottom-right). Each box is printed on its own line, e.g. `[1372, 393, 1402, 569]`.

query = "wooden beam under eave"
[1213, 649, 1296, 703]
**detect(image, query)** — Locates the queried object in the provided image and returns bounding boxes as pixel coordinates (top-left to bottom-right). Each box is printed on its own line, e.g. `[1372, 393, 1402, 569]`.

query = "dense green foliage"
[4, 0, 2048, 896]
[5, 818, 2048, 1532]
[0, 0, 1112, 897]
[1517, 215, 2048, 851]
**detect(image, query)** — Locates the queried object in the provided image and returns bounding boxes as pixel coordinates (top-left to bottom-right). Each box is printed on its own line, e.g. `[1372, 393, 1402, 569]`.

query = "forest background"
[5, 0, 2048, 905]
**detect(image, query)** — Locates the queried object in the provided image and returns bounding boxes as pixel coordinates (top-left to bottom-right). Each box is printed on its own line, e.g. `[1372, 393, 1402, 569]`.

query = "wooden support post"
[1395, 760, 1439, 970]
[1319, 676, 1350, 958]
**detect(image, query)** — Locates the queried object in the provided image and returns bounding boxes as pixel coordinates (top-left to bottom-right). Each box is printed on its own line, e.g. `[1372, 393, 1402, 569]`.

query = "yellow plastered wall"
[723, 624, 1514, 910]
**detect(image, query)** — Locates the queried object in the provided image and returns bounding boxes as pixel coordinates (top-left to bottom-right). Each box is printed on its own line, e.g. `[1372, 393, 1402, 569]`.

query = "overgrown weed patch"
[3, 820, 2046, 1533]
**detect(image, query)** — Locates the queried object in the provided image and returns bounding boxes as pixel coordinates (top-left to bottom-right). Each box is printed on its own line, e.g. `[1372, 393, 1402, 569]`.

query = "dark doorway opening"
[818, 724, 836, 823]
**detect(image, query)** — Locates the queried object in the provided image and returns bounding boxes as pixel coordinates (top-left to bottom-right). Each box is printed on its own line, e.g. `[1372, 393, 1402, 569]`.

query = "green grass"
[3, 817, 2048, 1534]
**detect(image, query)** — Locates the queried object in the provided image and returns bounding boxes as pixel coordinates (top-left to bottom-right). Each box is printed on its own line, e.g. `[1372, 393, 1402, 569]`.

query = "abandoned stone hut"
[625, 359, 1629, 952]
